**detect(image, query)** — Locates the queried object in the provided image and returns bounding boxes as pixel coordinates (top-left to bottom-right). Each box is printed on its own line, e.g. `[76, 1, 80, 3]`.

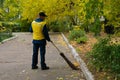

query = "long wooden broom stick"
[51, 41, 79, 70]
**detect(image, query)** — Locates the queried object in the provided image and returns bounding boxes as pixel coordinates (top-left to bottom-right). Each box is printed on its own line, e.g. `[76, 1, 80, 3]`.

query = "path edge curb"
[61, 33, 94, 80]
[0, 34, 17, 45]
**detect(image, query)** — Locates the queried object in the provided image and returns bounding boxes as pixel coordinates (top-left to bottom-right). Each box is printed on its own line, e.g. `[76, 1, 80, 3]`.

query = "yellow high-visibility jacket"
[32, 21, 46, 40]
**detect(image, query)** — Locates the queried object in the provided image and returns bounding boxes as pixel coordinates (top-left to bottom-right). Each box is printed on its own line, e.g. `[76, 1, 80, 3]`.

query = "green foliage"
[49, 20, 70, 32]
[115, 27, 120, 37]
[19, 20, 31, 32]
[103, 0, 120, 27]
[84, 0, 103, 35]
[76, 36, 88, 44]
[49, 20, 60, 32]
[69, 30, 88, 43]
[0, 19, 30, 32]
[2, 22, 20, 32]
[0, 28, 12, 42]
[88, 38, 120, 74]
[0, 33, 12, 42]
[1, 0, 120, 33]
[1, 20, 30, 32]
[0, 0, 4, 8]
[115, 32, 120, 37]
[0, 8, 4, 21]
[3, 0, 20, 21]
[69, 30, 85, 40]
[89, 22, 102, 36]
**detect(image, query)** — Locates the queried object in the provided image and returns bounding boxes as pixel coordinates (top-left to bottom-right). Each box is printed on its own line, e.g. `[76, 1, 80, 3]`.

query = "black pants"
[32, 40, 47, 68]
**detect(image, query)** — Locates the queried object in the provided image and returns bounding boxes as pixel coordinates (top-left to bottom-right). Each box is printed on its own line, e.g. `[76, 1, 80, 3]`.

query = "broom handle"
[51, 41, 79, 70]
[51, 41, 61, 53]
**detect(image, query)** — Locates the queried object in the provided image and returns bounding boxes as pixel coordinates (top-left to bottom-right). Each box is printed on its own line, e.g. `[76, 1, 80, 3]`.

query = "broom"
[51, 41, 79, 70]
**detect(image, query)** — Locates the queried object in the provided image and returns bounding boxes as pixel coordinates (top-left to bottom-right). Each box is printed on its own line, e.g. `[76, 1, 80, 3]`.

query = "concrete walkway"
[0, 33, 85, 80]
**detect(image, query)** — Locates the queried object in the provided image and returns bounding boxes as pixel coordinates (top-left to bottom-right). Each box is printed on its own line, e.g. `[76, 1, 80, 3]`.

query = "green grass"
[0, 33, 12, 42]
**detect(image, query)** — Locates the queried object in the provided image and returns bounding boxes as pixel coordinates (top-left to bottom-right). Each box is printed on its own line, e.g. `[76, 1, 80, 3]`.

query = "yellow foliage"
[20, 0, 86, 23]
[73, 25, 80, 30]
[0, 27, 6, 32]
[73, 62, 79, 67]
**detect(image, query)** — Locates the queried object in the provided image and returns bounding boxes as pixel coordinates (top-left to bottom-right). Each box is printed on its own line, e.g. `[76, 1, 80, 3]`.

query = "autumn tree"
[1, 0, 119, 33]
[103, 0, 120, 27]
[3, 0, 20, 21]
[0, 0, 4, 21]
[20, 0, 84, 22]
[84, 0, 104, 35]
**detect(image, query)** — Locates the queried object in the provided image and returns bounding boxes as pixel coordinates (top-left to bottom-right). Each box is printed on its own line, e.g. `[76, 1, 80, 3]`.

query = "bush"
[0, 29, 12, 42]
[0, 22, 13, 42]
[19, 20, 31, 32]
[115, 27, 120, 37]
[76, 36, 88, 44]
[88, 38, 120, 74]
[69, 30, 88, 43]
[1, 22, 21, 32]
[49, 21, 60, 32]
[49, 20, 70, 32]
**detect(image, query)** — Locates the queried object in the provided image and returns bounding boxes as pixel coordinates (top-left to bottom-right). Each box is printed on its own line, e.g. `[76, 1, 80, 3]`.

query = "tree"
[1, 0, 119, 33]
[20, 0, 85, 22]
[0, 0, 4, 21]
[84, 0, 104, 35]
[0, 0, 4, 8]
[103, 0, 120, 27]
[3, 0, 20, 21]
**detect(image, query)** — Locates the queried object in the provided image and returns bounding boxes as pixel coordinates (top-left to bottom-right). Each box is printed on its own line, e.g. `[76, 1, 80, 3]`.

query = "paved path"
[0, 33, 85, 80]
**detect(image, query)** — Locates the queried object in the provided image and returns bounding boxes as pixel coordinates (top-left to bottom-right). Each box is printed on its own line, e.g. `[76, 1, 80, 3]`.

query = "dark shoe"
[41, 66, 49, 70]
[32, 66, 38, 69]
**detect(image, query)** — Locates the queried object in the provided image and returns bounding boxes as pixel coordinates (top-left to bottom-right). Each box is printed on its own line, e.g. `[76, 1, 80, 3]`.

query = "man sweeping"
[30, 12, 51, 70]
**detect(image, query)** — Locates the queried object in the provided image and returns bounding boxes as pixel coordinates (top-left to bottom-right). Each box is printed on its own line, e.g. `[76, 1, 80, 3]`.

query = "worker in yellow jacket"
[30, 12, 51, 70]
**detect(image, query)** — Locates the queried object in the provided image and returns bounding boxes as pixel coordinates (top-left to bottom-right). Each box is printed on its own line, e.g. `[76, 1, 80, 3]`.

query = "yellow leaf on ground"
[73, 62, 80, 67]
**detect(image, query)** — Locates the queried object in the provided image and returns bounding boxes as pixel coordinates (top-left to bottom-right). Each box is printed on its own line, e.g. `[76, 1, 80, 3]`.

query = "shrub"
[76, 36, 88, 44]
[2, 22, 22, 32]
[88, 38, 120, 74]
[73, 25, 80, 30]
[115, 27, 120, 37]
[49, 20, 70, 32]
[19, 20, 31, 32]
[49, 21, 60, 32]
[0, 29, 12, 42]
[69, 30, 88, 43]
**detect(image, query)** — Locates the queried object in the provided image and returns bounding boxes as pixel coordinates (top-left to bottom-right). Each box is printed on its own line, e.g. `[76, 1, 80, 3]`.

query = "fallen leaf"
[56, 77, 64, 80]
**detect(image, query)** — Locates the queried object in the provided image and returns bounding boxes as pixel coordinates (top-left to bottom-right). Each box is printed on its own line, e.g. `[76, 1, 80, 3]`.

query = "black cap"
[39, 12, 47, 17]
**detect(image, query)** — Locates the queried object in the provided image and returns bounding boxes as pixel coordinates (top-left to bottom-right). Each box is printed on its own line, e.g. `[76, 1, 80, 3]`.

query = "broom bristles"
[60, 52, 79, 70]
